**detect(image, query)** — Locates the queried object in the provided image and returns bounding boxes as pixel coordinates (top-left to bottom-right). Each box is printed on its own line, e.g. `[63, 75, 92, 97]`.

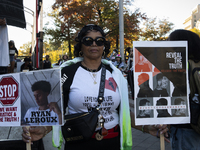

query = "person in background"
[22, 24, 169, 150]
[109, 48, 118, 60]
[126, 47, 133, 71]
[52, 59, 62, 68]
[113, 54, 125, 72]
[8, 40, 18, 73]
[125, 47, 134, 99]
[168, 29, 200, 150]
[110, 56, 116, 64]
[42, 55, 52, 69]
[20, 57, 33, 72]
[59, 54, 69, 65]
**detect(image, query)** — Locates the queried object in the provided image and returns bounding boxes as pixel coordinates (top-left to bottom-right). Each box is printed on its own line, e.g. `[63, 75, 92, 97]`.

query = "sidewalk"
[42, 127, 171, 150]
[0, 126, 171, 150]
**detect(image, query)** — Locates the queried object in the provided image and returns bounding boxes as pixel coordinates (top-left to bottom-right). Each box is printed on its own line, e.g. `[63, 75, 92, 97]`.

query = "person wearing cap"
[113, 54, 125, 72]
[20, 57, 33, 72]
[8, 40, 18, 73]
[22, 24, 169, 150]
[156, 98, 171, 117]
[137, 99, 152, 118]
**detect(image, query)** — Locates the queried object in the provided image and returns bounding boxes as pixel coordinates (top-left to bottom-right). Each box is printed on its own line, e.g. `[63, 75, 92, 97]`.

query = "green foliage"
[18, 42, 32, 56]
[46, 0, 146, 52]
[140, 18, 174, 41]
[42, 0, 174, 63]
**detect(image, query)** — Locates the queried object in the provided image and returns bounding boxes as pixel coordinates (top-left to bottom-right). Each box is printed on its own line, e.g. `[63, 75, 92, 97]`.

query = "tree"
[44, 10, 68, 51]
[47, 0, 146, 55]
[140, 18, 174, 41]
[18, 42, 32, 56]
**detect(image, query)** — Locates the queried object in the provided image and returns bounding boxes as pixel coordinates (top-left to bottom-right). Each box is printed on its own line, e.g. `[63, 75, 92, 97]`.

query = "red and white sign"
[0, 74, 21, 126]
[0, 76, 19, 105]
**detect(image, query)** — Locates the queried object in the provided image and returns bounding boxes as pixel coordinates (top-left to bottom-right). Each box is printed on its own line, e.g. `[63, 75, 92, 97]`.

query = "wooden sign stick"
[160, 124, 165, 150]
[26, 126, 31, 150]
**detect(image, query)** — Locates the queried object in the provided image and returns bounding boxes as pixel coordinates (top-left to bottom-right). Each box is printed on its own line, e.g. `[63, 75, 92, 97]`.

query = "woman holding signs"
[22, 24, 169, 149]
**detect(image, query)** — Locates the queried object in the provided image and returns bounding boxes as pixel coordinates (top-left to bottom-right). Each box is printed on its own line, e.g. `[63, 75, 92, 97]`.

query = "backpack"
[188, 59, 200, 134]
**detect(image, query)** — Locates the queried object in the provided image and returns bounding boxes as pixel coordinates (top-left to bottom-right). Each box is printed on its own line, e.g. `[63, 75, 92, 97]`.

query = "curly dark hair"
[31, 80, 51, 93]
[168, 29, 200, 62]
[74, 24, 110, 58]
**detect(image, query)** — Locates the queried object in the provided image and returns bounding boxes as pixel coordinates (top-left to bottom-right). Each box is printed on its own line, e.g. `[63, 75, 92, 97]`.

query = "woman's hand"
[148, 124, 170, 143]
[22, 126, 51, 143]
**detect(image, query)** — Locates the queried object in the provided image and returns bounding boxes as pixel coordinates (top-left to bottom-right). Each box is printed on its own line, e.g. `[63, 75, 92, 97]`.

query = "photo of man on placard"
[23, 80, 62, 125]
[156, 98, 171, 118]
[172, 98, 187, 117]
[20, 69, 63, 126]
[137, 98, 153, 118]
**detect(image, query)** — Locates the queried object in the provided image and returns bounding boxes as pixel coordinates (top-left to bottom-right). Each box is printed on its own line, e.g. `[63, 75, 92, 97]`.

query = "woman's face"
[116, 57, 121, 62]
[81, 30, 104, 60]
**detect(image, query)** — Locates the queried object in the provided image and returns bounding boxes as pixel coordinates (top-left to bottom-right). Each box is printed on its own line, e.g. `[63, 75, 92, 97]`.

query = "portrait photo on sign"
[20, 68, 63, 126]
[136, 98, 154, 118]
[134, 72, 153, 98]
[171, 97, 188, 117]
[152, 72, 170, 97]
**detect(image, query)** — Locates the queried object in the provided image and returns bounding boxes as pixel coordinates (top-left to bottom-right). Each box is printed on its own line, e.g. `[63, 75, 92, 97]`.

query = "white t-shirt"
[23, 106, 59, 126]
[62, 62, 120, 130]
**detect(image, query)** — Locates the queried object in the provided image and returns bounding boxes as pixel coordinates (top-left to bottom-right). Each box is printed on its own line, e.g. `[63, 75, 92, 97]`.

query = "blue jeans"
[170, 126, 200, 150]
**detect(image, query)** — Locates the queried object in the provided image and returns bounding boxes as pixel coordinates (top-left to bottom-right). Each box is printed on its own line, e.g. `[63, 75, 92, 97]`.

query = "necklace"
[89, 71, 97, 84]
[82, 61, 98, 84]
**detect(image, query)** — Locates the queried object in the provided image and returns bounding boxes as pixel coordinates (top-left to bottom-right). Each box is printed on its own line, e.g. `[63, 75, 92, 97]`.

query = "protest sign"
[0, 68, 63, 126]
[133, 41, 190, 125]
[21, 68, 63, 126]
[0, 73, 21, 126]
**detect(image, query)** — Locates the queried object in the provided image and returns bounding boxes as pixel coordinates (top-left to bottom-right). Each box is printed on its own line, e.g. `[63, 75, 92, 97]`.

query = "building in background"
[183, 4, 200, 30]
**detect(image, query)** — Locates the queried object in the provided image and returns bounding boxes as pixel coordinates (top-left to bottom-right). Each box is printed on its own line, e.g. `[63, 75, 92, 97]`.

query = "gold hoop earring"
[79, 51, 83, 57]
[102, 51, 105, 56]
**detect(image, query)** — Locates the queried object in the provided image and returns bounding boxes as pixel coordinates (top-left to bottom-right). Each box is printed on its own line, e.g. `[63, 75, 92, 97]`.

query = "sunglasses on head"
[81, 37, 105, 46]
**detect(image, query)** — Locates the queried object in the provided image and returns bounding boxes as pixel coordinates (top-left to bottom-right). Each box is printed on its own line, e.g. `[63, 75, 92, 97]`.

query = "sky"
[7, 0, 200, 50]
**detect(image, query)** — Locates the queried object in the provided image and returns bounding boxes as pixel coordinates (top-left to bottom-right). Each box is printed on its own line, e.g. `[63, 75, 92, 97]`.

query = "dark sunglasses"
[81, 37, 105, 46]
